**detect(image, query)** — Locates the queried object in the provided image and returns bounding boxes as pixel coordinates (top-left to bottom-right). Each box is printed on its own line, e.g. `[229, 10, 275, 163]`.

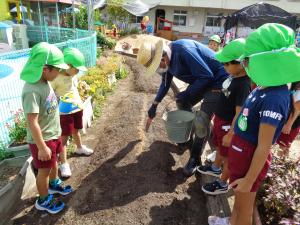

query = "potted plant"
[6, 109, 30, 157]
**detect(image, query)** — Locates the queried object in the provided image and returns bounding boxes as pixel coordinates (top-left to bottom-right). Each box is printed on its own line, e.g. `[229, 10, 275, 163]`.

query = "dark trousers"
[176, 90, 221, 163]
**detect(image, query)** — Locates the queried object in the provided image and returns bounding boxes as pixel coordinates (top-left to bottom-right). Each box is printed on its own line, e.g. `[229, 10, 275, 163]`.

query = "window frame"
[173, 10, 188, 27]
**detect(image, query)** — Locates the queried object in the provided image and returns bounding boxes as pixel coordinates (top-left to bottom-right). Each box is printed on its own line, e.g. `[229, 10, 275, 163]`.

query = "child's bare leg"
[49, 161, 59, 180]
[72, 129, 82, 148]
[36, 168, 51, 197]
[59, 135, 69, 164]
[234, 191, 256, 225]
[229, 196, 239, 225]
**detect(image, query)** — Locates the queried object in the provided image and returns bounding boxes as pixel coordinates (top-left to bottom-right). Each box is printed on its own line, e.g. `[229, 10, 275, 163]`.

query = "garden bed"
[0, 166, 20, 190]
[0, 156, 35, 225]
[6, 143, 30, 158]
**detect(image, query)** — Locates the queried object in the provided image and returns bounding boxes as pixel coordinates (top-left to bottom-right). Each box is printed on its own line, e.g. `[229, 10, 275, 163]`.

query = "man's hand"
[148, 103, 158, 119]
[222, 131, 234, 147]
[38, 146, 52, 161]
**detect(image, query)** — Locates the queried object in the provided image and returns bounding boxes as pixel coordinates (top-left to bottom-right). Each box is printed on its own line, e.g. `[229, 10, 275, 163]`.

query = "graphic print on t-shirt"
[46, 90, 58, 115]
[222, 76, 233, 98]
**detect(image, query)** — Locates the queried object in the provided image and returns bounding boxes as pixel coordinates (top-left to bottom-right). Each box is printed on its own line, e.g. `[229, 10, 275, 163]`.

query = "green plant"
[129, 27, 139, 35]
[65, 6, 101, 30]
[97, 31, 116, 49]
[257, 156, 300, 225]
[66, 140, 76, 157]
[115, 66, 128, 79]
[0, 142, 14, 162]
[119, 29, 129, 37]
[106, 0, 130, 25]
[6, 109, 27, 145]
[97, 47, 103, 58]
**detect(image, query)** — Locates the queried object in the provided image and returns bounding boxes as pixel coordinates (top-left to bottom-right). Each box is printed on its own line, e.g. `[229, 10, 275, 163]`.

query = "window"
[206, 13, 222, 27]
[131, 16, 144, 24]
[173, 10, 187, 26]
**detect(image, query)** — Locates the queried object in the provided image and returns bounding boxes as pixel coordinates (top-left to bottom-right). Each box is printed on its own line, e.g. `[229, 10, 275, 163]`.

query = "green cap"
[242, 23, 300, 86]
[21, 42, 69, 83]
[215, 38, 246, 63]
[209, 35, 221, 44]
[63, 48, 87, 72]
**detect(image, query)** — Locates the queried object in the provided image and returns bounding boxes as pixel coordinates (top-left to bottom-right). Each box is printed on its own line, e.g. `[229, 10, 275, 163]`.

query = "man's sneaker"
[202, 180, 229, 195]
[197, 164, 221, 177]
[75, 145, 94, 156]
[49, 179, 73, 196]
[59, 163, 72, 178]
[35, 194, 65, 214]
[208, 216, 230, 225]
[183, 158, 198, 177]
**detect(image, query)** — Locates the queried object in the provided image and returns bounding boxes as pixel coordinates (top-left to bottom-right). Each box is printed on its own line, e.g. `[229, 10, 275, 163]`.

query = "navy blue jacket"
[155, 39, 229, 102]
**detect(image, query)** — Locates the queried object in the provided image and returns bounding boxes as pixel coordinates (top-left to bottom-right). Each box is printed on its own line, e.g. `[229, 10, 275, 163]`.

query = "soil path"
[10, 57, 208, 225]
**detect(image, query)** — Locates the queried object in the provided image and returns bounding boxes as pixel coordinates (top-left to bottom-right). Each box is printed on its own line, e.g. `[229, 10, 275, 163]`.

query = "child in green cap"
[208, 23, 298, 225]
[208, 34, 221, 52]
[21, 42, 73, 214]
[51, 47, 93, 178]
[198, 38, 251, 196]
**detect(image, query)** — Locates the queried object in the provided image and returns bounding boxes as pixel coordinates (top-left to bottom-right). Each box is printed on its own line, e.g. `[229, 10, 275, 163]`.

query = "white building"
[138, 0, 300, 41]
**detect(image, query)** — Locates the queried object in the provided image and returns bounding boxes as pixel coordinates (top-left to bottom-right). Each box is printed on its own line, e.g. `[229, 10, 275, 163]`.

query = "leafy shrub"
[79, 53, 128, 117]
[129, 27, 139, 35]
[119, 29, 130, 37]
[6, 110, 27, 145]
[65, 6, 101, 30]
[97, 31, 116, 50]
[257, 156, 300, 225]
[119, 27, 139, 37]
[115, 66, 128, 79]
[0, 142, 14, 162]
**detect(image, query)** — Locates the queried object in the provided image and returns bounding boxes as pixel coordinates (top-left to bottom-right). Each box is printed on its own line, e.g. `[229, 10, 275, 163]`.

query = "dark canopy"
[224, 2, 297, 31]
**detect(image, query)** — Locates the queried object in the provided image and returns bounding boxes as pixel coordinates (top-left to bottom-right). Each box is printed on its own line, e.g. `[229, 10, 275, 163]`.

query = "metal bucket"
[163, 110, 195, 143]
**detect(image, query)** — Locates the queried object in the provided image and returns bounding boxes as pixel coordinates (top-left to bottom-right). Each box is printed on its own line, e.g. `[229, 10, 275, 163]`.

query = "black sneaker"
[202, 180, 229, 195]
[183, 158, 198, 177]
[197, 164, 221, 177]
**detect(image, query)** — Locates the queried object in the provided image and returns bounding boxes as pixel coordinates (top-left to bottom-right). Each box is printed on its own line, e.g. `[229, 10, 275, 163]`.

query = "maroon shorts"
[60, 110, 83, 136]
[29, 139, 62, 169]
[212, 115, 231, 157]
[228, 135, 272, 192]
[276, 126, 300, 149]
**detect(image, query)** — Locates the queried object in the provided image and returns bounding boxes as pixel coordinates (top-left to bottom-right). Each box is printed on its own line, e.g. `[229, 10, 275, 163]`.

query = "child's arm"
[282, 95, 300, 134]
[230, 123, 275, 192]
[27, 113, 52, 161]
[222, 106, 242, 147]
[282, 110, 299, 134]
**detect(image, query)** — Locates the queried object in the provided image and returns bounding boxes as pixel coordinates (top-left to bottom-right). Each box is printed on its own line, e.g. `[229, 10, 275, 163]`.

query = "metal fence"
[0, 26, 97, 145]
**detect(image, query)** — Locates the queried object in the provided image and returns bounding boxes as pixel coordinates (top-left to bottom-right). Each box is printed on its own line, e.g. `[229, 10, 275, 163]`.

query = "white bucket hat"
[137, 39, 164, 75]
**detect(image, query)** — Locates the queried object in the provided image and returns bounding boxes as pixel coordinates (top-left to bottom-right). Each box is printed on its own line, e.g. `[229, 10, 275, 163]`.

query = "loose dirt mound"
[10, 56, 208, 225]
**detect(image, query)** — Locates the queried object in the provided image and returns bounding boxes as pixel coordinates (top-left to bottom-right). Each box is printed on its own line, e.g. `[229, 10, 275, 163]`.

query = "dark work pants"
[176, 90, 221, 164]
